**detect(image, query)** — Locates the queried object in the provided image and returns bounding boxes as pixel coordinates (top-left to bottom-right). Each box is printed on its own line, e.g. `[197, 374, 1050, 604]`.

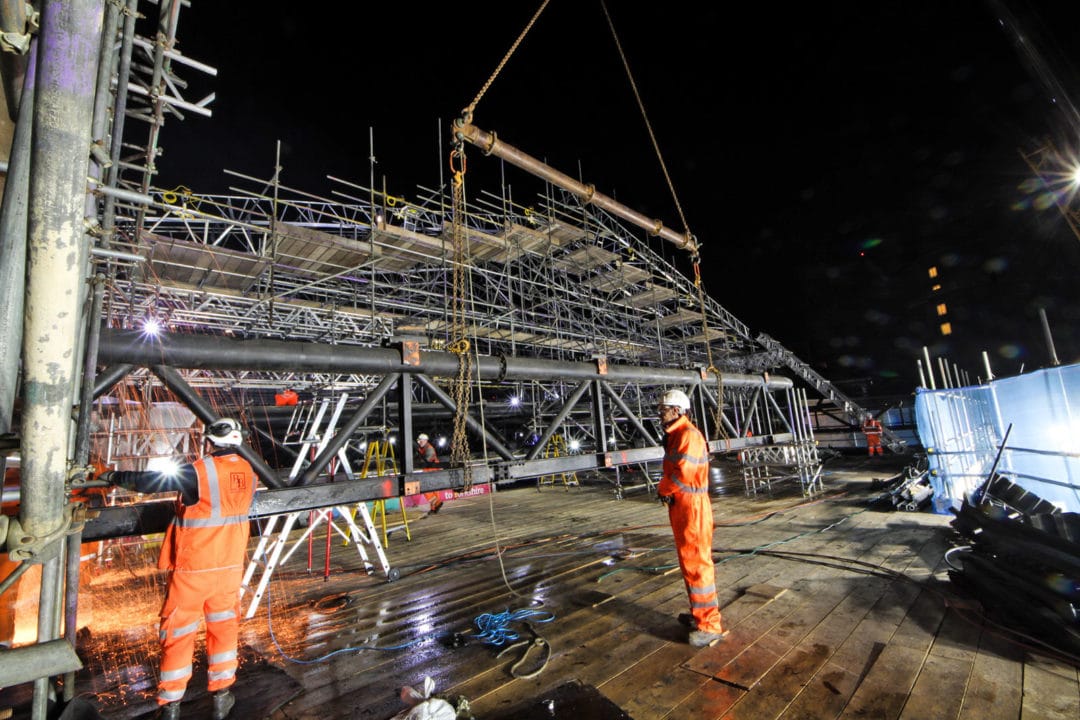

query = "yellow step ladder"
[537, 434, 579, 491]
[360, 439, 411, 544]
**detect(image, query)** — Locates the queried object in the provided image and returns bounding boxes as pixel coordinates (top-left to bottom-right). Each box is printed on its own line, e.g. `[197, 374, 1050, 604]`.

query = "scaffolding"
[0, 3, 894, 714]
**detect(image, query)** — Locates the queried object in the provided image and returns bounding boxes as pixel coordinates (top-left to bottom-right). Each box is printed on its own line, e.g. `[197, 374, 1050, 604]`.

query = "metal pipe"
[0, 38, 35, 434]
[0, 0, 28, 119]
[1038, 306, 1060, 367]
[62, 527, 82, 701]
[91, 363, 133, 399]
[0, 639, 82, 687]
[98, 329, 793, 391]
[413, 374, 515, 460]
[599, 380, 657, 446]
[73, 275, 105, 466]
[101, 0, 138, 244]
[150, 365, 282, 488]
[922, 347, 936, 390]
[526, 380, 592, 461]
[453, 120, 697, 255]
[982, 351, 993, 382]
[21, 0, 103, 542]
[33, 552, 63, 719]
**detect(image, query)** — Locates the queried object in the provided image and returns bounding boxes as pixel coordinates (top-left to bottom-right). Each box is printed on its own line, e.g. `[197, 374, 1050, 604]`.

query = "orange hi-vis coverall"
[417, 439, 442, 507]
[156, 453, 256, 705]
[862, 417, 884, 456]
[658, 414, 724, 635]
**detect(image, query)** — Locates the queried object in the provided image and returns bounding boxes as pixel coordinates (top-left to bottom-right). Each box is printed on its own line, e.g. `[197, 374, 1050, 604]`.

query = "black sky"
[154, 1, 1080, 397]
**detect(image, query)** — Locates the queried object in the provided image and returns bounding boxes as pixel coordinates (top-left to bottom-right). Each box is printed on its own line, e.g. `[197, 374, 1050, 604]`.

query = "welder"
[100, 418, 258, 719]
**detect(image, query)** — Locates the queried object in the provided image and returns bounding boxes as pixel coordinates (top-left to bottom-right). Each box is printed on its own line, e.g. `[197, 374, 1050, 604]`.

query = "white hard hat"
[206, 418, 244, 447]
[417, 433, 429, 442]
[659, 389, 691, 411]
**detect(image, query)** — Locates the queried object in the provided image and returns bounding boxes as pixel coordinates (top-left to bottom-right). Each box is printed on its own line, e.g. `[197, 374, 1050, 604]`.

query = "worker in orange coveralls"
[99, 418, 257, 720]
[862, 412, 884, 456]
[415, 433, 444, 513]
[655, 389, 727, 647]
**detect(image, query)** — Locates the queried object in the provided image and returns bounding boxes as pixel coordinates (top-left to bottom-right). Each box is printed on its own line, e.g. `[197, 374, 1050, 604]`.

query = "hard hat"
[658, 389, 691, 411]
[417, 433, 429, 443]
[205, 418, 244, 447]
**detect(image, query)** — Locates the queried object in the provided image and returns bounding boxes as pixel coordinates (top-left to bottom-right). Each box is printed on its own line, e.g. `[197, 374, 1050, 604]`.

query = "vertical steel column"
[399, 373, 415, 474]
[0, 39, 35, 434]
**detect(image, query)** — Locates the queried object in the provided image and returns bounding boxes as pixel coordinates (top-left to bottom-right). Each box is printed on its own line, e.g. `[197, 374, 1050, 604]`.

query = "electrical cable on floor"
[253, 516, 423, 665]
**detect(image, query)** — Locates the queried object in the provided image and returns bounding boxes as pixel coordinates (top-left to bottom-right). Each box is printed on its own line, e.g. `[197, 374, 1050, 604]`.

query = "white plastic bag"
[390, 676, 457, 720]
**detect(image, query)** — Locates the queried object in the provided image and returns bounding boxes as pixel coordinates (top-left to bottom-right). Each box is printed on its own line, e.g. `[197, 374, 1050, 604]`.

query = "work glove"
[657, 493, 674, 507]
[98, 470, 135, 490]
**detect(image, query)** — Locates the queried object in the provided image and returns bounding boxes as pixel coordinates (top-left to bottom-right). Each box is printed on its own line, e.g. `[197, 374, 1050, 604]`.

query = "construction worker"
[99, 418, 258, 720]
[862, 412, 884, 456]
[416, 434, 444, 513]
[655, 389, 727, 647]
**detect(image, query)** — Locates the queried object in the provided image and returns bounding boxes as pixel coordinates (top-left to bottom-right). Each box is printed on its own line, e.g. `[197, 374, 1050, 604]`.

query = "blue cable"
[472, 608, 555, 646]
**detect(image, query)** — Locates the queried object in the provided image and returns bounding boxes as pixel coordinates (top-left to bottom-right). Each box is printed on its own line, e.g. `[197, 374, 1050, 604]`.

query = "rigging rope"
[602, 0, 726, 438]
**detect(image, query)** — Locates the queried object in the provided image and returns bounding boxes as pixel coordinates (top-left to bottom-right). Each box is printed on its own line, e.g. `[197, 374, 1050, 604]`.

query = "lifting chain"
[449, 149, 474, 490]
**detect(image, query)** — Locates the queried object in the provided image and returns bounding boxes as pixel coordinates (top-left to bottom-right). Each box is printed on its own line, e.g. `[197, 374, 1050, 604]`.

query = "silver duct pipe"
[97, 329, 794, 391]
[0, 38, 34, 434]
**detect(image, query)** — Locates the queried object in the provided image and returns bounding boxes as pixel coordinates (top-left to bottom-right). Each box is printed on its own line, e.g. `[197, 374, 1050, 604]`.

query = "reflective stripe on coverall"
[157, 453, 256, 705]
[658, 414, 724, 635]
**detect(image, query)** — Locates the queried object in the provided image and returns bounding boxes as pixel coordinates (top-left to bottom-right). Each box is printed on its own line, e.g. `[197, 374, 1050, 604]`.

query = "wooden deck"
[48, 454, 1080, 718]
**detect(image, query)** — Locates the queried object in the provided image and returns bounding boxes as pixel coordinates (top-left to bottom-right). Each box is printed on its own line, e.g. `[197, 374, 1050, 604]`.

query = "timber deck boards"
[50, 455, 1080, 719]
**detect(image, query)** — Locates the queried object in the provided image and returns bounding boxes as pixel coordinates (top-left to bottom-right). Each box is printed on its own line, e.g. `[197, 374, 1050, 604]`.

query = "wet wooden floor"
[55, 454, 1080, 718]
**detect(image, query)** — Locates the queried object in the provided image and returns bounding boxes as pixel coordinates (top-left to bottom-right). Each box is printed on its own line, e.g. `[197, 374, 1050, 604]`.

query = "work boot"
[430, 499, 444, 514]
[156, 702, 181, 720]
[212, 689, 235, 720]
[689, 629, 729, 648]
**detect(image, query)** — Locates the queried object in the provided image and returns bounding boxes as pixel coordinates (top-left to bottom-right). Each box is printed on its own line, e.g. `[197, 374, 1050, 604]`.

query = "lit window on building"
[928, 266, 938, 279]
[936, 303, 948, 316]
[931, 284, 941, 291]
[940, 322, 952, 336]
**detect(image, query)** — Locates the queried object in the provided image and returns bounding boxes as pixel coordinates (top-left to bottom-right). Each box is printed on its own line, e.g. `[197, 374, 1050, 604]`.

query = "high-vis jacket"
[158, 453, 256, 572]
[659, 414, 724, 635]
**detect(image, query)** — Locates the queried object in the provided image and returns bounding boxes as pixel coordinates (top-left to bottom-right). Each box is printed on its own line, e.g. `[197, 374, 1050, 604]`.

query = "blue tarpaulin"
[913, 363, 1080, 514]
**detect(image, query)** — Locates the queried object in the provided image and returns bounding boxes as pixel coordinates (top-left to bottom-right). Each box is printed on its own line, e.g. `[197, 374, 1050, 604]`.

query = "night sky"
[154, 1, 1080, 398]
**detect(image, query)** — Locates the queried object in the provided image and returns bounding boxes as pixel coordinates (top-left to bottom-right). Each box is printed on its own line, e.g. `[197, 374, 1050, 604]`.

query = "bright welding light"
[142, 317, 161, 336]
[1072, 166, 1080, 185]
[508, 394, 521, 407]
[146, 456, 180, 477]
[568, 438, 581, 452]
[437, 436, 447, 448]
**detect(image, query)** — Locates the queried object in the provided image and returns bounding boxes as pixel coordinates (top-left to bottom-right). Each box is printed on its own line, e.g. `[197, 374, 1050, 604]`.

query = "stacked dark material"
[948, 474, 1080, 655]
[870, 454, 932, 511]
